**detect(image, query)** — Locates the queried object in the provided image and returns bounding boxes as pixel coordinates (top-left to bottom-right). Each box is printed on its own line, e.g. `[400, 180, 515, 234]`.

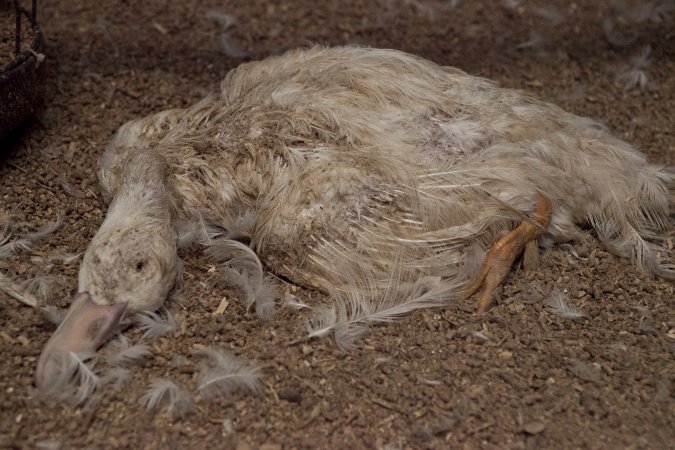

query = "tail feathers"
[634, 166, 673, 231]
[587, 165, 674, 280]
[650, 241, 674, 280]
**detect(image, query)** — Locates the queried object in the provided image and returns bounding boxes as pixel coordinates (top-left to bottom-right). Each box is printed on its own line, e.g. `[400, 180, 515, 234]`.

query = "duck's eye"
[135, 261, 145, 272]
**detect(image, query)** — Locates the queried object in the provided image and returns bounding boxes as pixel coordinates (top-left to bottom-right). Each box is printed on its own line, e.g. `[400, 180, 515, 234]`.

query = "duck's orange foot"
[464, 193, 552, 313]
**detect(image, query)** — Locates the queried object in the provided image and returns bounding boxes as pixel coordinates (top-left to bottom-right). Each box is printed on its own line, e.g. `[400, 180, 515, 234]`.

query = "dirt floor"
[1, 0, 674, 449]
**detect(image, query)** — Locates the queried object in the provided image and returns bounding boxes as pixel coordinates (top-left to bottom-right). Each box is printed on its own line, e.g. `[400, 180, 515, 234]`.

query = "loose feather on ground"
[194, 347, 263, 398]
[545, 289, 585, 319]
[134, 309, 179, 341]
[139, 378, 193, 419]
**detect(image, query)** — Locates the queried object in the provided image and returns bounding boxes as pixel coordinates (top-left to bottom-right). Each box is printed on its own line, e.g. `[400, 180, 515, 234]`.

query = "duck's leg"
[464, 193, 552, 313]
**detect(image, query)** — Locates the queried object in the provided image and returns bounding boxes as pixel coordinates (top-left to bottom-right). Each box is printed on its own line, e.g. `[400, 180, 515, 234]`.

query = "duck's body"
[103, 46, 672, 288]
[37, 46, 673, 385]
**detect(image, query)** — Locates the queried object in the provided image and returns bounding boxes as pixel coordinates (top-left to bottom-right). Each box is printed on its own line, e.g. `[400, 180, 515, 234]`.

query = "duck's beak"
[35, 292, 127, 389]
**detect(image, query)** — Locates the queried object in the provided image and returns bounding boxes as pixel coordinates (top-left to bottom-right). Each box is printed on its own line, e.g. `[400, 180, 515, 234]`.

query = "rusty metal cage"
[1, 0, 44, 140]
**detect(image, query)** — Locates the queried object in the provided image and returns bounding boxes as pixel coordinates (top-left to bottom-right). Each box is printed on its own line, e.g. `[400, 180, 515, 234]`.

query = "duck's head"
[36, 207, 178, 389]
[79, 217, 178, 312]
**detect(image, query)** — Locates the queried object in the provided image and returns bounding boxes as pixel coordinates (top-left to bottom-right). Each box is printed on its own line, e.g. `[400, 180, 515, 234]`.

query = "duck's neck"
[103, 149, 174, 232]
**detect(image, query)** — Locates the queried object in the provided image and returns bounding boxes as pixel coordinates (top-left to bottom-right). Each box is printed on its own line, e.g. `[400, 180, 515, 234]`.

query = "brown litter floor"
[0, 1, 673, 449]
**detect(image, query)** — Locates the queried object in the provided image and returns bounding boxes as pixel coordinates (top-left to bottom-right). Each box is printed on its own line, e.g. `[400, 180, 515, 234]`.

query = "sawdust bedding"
[0, 1, 673, 449]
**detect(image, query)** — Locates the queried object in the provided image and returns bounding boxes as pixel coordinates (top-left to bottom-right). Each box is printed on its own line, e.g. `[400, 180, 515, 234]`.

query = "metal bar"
[31, 0, 36, 24]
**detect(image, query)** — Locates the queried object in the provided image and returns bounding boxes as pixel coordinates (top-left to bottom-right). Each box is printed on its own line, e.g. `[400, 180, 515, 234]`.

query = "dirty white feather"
[545, 289, 585, 319]
[134, 309, 179, 341]
[206, 238, 278, 319]
[105, 334, 153, 367]
[194, 347, 263, 398]
[139, 378, 193, 419]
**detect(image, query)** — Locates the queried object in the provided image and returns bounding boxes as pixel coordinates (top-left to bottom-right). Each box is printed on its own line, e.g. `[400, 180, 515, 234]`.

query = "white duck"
[36, 46, 673, 387]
